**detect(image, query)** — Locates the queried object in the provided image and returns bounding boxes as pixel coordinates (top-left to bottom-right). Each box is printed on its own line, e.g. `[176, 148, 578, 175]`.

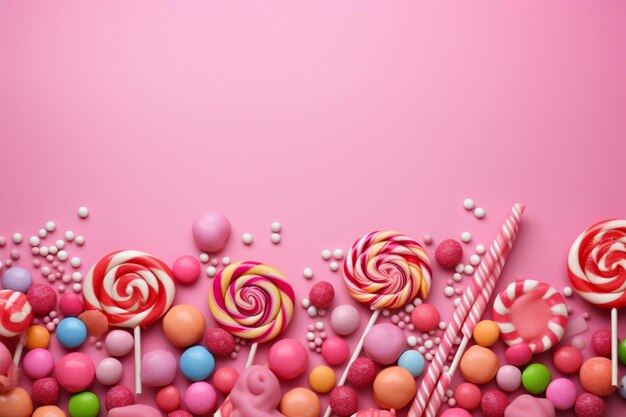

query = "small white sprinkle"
[301, 298, 311, 308]
[39, 247, 49, 256]
[475, 244, 485, 254]
[332, 249, 344, 260]
[461, 232, 472, 243]
[464, 265, 474, 275]
[199, 253, 209, 263]
[321, 249, 331, 260]
[434, 337, 441, 344]
[38, 229, 47, 238]
[12, 233, 23, 244]
[425, 353, 433, 361]
[444, 286, 454, 297]
[242, 233, 253, 245]
[382, 309, 390, 317]
[271, 222, 281, 233]
[57, 250, 68, 261]
[447, 398, 457, 408]
[64, 231, 75, 241]
[70, 257, 81, 268]
[77, 207, 89, 218]
[303, 268, 314, 279]
[446, 389, 454, 398]
[62, 274, 72, 284]
[424, 340, 434, 349]
[407, 336, 418, 347]
[45, 221, 56, 232]
[563, 287, 573, 297]
[474, 207, 486, 219]
[222, 257, 231, 266]
[206, 266, 217, 277]
[405, 304, 415, 313]
[470, 254, 481, 266]
[55, 239, 65, 249]
[306, 332, 315, 341]
[49, 246, 58, 255]
[463, 198, 475, 210]
[413, 298, 423, 306]
[75, 236, 85, 246]
[315, 321, 324, 331]
[270, 233, 281, 244]
[439, 321, 447, 330]
[29, 236, 40, 247]
[453, 297, 461, 307]
[422, 234, 433, 245]
[329, 261, 339, 272]
[455, 263, 465, 273]
[453, 273, 462, 282]
[72, 272, 82, 282]
[307, 306, 318, 317]
[72, 283, 82, 293]
[418, 346, 426, 354]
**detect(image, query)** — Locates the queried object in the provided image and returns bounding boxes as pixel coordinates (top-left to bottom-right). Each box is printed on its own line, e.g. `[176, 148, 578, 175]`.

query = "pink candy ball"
[574, 392, 606, 417]
[268, 338, 308, 380]
[26, 284, 57, 316]
[105, 385, 134, 411]
[553, 346, 583, 374]
[213, 367, 239, 394]
[347, 357, 377, 388]
[480, 389, 509, 417]
[363, 323, 405, 365]
[330, 305, 360, 336]
[454, 382, 482, 410]
[105, 330, 134, 357]
[141, 349, 177, 387]
[192, 211, 231, 252]
[23, 348, 54, 379]
[435, 239, 463, 269]
[309, 281, 335, 310]
[546, 378, 576, 410]
[58, 293, 84, 317]
[440, 408, 472, 417]
[496, 365, 522, 392]
[184, 382, 217, 415]
[172, 255, 201, 285]
[54, 352, 95, 393]
[96, 357, 124, 385]
[31, 377, 59, 405]
[505, 343, 533, 366]
[329, 386, 358, 417]
[591, 328, 611, 358]
[321, 336, 350, 366]
[204, 328, 235, 356]
[411, 304, 440, 332]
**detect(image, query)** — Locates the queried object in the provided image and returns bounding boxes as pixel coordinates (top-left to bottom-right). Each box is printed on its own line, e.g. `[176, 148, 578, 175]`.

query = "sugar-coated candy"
[205, 327, 235, 356]
[192, 211, 231, 252]
[435, 239, 464, 269]
[308, 365, 336, 393]
[58, 293, 84, 317]
[505, 343, 532, 366]
[77, 310, 108, 338]
[473, 320, 500, 347]
[2, 267, 32, 293]
[105, 386, 134, 411]
[504, 395, 555, 417]
[546, 378, 576, 410]
[96, 358, 123, 386]
[460, 345, 499, 384]
[162, 304, 205, 348]
[496, 365, 521, 392]
[179, 346, 215, 381]
[23, 348, 54, 379]
[373, 366, 416, 409]
[363, 323, 405, 365]
[347, 357, 377, 388]
[579, 357, 616, 396]
[172, 255, 201, 285]
[309, 281, 335, 309]
[26, 284, 56, 315]
[105, 330, 134, 357]
[32, 405, 67, 417]
[330, 386, 358, 417]
[454, 382, 481, 410]
[269, 338, 308, 380]
[0, 387, 33, 417]
[213, 367, 239, 394]
[321, 336, 350, 366]
[108, 405, 162, 417]
[141, 349, 178, 387]
[440, 409, 472, 417]
[156, 385, 180, 412]
[280, 387, 320, 417]
[330, 305, 360, 336]
[68, 391, 100, 417]
[574, 393, 605, 417]
[25, 325, 50, 350]
[31, 378, 59, 405]
[55, 318, 87, 348]
[54, 352, 95, 393]
[522, 363, 551, 394]
[411, 304, 440, 332]
[590, 329, 611, 358]
[184, 382, 217, 415]
[398, 350, 425, 377]
[481, 389, 508, 417]
[552, 345, 583, 374]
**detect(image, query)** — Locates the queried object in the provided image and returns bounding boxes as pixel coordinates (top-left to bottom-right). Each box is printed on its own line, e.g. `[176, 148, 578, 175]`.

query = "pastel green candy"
[68, 391, 100, 417]
[619, 338, 626, 366]
[522, 363, 551, 394]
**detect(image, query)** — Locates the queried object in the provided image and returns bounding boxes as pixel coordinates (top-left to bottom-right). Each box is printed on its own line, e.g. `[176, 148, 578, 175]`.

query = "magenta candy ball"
[440, 408, 472, 417]
[363, 323, 405, 365]
[184, 381, 217, 415]
[96, 357, 123, 386]
[330, 305, 361, 336]
[105, 330, 134, 357]
[505, 343, 533, 366]
[546, 378, 577, 410]
[141, 349, 177, 387]
[268, 339, 308, 380]
[58, 293, 84, 317]
[321, 336, 350, 366]
[0, 342, 12, 375]
[496, 365, 522, 392]
[192, 211, 231, 252]
[54, 352, 95, 392]
[172, 255, 201, 285]
[23, 348, 54, 379]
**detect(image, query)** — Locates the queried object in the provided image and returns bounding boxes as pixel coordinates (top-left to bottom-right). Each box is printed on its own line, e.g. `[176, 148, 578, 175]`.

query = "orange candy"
[308, 366, 336, 394]
[280, 387, 320, 417]
[32, 406, 67, 417]
[373, 366, 416, 409]
[162, 304, 205, 348]
[0, 387, 33, 417]
[78, 310, 109, 338]
[473, 320, 500, 347]
[25, 325, 50, 350]
[460, 345, 499, 384]
[579, 357, 616, 396]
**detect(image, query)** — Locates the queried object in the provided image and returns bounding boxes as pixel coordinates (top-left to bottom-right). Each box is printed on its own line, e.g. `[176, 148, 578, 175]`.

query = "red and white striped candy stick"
[408, 203, 525, 417]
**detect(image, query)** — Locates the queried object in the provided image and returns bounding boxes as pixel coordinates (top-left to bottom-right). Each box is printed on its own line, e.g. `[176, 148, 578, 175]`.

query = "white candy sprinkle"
[29, 236, 40, 246]
[434, 337, 441, 344]
[72, 272, 82, 282]
[413, 298, 423, 306]
[39, 247, 49, 256]
[222, 257, 231, 266]
[77, 207, 89, 218]
[70, 257, 81, 268]
[464, 265, 474, 275]
[12, 233, 23, 244]
[424, 340, 434, 349]
[405, 304, 415, 313]
[444, 286, 454, 297]
[57, 250, 68, 261]
[242, 233, 253, 245]
[455, 263, 464, 273]
[461, 232, 472, 243]
[563, 287, 573, 297]
[75, 236, 85, 246]
[301, 298, 311, 308]
[332, 249, 344, 260]
[423, 234, 433, 245]
[64, 231, 75, 241]
[307, 306, 318, 317]
[303, 268, 314, 279]
[206, 266, 217, 277]
[49, 246, 58, 255]
[321, 249, 331, 260]
[382, 309, 390, 317]
[425, 353, 433, 361]
[271, 222, 281, 233]
[306, 332, 315, 341]
[199, 253, 209, 263]
[453, 297, 461, 306]
[470, 254, 481, 266]
[418, 346, 426, 354]
[439, 321, 447, 330]
[72, 283, 82, 292]
[463, 198, 475, 210]
[55, 239, 65, 249]
[475, 244, 485, 254]
[315, 322, 324, 331]
[38, 229, 47, 238]
[62, 275, 72, 283]
[45, 221, 56, 232]
[270, 233, 281, 244]
[329, 261, 339, 272]
[447, 398, 456, 408]
[407, 336, 418, 347]
[453, 273, 462, 282]
[474, 207, 486, 219]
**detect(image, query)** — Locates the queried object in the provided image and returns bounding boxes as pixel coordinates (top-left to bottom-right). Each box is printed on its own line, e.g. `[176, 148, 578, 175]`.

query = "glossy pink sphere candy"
[172, 256, 201, 285]
[269, 339, 308, 380]
[321, 336, 350, 366]
[192, 211, 231, 252]
[505, 343, 533, 366]
[141, 350, 177, 387]
[23, 348, 54, 379]
[96, 358, 123, 386]
[440, 409, 472, 417]
[363, 323, 405, 365]
[105, 330, 134, 357]
[54, 352, 95, 393]
[330, 305, 360, 336]
[411, 304, 440, 332]
[184, 382, 217, 415]
[546, 378, 576, 410]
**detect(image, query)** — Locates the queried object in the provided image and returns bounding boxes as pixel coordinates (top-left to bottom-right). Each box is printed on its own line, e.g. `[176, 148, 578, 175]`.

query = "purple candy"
[2, 267, 33, 293]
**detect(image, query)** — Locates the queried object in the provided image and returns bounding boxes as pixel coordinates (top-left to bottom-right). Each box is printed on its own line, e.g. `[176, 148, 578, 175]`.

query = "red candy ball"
[411, 304, 440, 332]
[58, 293, 84, 317]
[505, 343, 533, 367]
[591, 329, 611, 358]
[347, 357, 377, 388]
[213, 367, 239, 394]
[321, 337, 350, 366]
[156, 385, 181, 412]
[172, 255, 201, 285]
[435, 239, 463, 269]
[553, 346, 583, 374]
[329, 386, 358, 417]
[309, 281, 335, 310]
[205, 328, 235, 356]
[105, 385, 134, 411]
[169, 411, 193, 417]
[480, 389, 509, 417]
[454, 382, 482, 410]
[574, 393, 606, 417]
[31, 377, 59, 405]
[26, 284, 57, 315]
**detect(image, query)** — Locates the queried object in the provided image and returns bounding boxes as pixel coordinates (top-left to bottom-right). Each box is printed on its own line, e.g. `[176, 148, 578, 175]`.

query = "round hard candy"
[184, 382, 217, 415]
[156, 386, 180, 412]
[68, 391, 100, 417]
[55, 318, 87, 349]
[0, 387, 33, 417]
[619, 338, 626, 365]
[496, 365, 521, 392]
[522, 363, 551, 394]
[347, 357, 377, 388]
[2, 267, 32, 293]
[23, 348, 54, 379]
[58, 293, 84, 317]
[162, 304, 205, 348]
[172, 255, 201, 285]
[32, 406, 66, 417]
[280, 387, 320, 417]
[204, 327, 235, 356]
[25, 325, 50, 350]
[553, 345, 583, 374]
[105, 330, 134, 357]
[435, 239, 463, 269]
[330, 305, 360, 336]
[505, 343, 532, 367]
[141, 350, 177, 387]
[31, 378, 59, 405]
[268, 339, 308, 380]
[480, 389, 508, 417]
[192, 211, 231, 252]
[363, 323, 405, 365]
[104, 386, 134, 411]
[459, 345, 499, 384]
[26, 285, 56, 316]
[96, 358, 123, 386]
[329, 386, 358, 417]
[473, 320, 500, 347]
[309, 281, 335, 309]
[454, 382, 481, 410]
[411, 304, 440, 332]
[579, 357, 616, 396]
[213, 367, 239, 394]
[546, 378, 576, 410]
[179, 346, 215, 381]
[440, 409, 472, 417]
[591, 329, 611, 358]
[54, 352, 95, 393]
[309, 365, 336, 394]
[398, 350, 425, 377]
[321, 336, 350, 366]
[373, 366, 416, 409]
[574, 392, 605, 417]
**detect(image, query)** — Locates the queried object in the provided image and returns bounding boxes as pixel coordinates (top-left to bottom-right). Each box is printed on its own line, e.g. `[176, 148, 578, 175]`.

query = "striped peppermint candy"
[493, 279, 568, 353]
[0, 289, 34, 338]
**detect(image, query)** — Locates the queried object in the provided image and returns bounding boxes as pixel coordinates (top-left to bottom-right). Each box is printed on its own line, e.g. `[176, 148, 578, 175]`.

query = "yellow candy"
[25, 325, 50, 350]
[473, 320, 500, 347]
[308, 365, 336, 393]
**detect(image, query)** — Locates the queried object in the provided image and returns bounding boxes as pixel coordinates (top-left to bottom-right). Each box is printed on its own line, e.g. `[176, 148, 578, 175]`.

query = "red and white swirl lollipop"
[83, 250, 176, 393]
[568, 219, 626, 386]
[0, 289, 34, 380]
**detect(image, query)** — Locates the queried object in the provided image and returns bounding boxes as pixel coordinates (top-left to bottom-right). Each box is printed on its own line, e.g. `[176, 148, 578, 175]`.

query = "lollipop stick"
[134, 326, 142, 394]
[245, 342, 258, 369]
[12, 334, 26, 366]
[322, 309, 381, 417]
[612, 307, 618, 386]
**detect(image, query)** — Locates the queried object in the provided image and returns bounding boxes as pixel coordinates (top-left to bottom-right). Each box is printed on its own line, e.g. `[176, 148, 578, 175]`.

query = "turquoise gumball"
[398, 349, 425, 377]
[180, 346, 215, 381]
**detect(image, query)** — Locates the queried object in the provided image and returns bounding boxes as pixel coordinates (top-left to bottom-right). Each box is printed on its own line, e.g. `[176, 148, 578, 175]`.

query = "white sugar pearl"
[39, 247, 49, 256]
[321, 249, 331, 260]
[413, 298, 423, 306]
[332, 249, 344, 260]
[475, 244, 485, 254]
[418, 346, 426, 354]
[439, 321, 447, 330]
[453, 298, 461, 306]
[64, 231, 75, 241]
[447, 398, 457, 407]
[301, 298, 311, 308]
[461, 232, 472, 243]
[307, 306, 318, 317]
[405, 304, 414, 313]
[57, 250, 68, 261]
[464, 265, 474, 275]
[72, 283, 82, 292]
[446, 389, 454, 398]
[77, 207, 89, 218]
[49, 246, 58, 255]
[329, 261, 339, 272]
[29, 236, 40, 246]
[563, 287, 573, 297]
[45, 221, 56, 232]
[425, 353, 433, 361]
[470, 254, 481, 265]
[55, 240, 65, 249]
[303, 268, 314, 279]
[407, 336, 418, 347]
[62, 274, 72, 284]
[474, 207, 485, 219]
[382, 309, 390, 317]
[306, 332, 315, 341]
[222, 257, 231, 266]
[434, 337, 441, 344]
[455, 263, 464, 273]
[271, 222, 281, 233]
[453, 273, 462, 282]
[424, 340, 434, 349]
[12, 233, 23, 244]
[270, 233, 281, 244]
[423, 234, 433, 245]
[70, 257, 81, 268]
[199, 253, 209, 263]
[72, 272, 82, 282]
[242, 233, 253, 245]
[463, 198, 475, 210]
[206, 266, 217, 277]
[444, 286, 454, 297]
[75, 236, 85, 246]
[38, 229, 47, 238]
[315, 322, 324, 331]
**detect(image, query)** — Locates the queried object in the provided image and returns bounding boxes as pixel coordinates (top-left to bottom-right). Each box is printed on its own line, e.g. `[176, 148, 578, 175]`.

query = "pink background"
[1, 1, 625, 416]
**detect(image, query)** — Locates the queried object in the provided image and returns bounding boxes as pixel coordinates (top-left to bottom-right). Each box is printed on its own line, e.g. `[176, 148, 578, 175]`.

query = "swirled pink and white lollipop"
[0, 290, 33, 338]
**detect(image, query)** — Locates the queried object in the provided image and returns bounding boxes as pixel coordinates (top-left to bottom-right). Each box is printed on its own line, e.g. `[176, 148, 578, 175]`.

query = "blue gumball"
[56, 317, 87, 348]
[180, 346, 215, 381]
[398, 349, 425, 377]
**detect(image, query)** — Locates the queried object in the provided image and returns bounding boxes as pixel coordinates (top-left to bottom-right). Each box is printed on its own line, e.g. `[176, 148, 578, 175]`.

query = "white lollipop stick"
[245, 342, 258, 369]
[12, 334, 26, 366]
[134, 326, 142, 394]
[612, 308, 618, 386]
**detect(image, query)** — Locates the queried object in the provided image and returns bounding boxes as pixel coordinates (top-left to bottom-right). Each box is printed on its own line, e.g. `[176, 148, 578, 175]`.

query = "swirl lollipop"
[323, 230, 431, 417]
[0, 289, 34, 372]
[568, 219, 626, 386]
[83, 250, 175, 393]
